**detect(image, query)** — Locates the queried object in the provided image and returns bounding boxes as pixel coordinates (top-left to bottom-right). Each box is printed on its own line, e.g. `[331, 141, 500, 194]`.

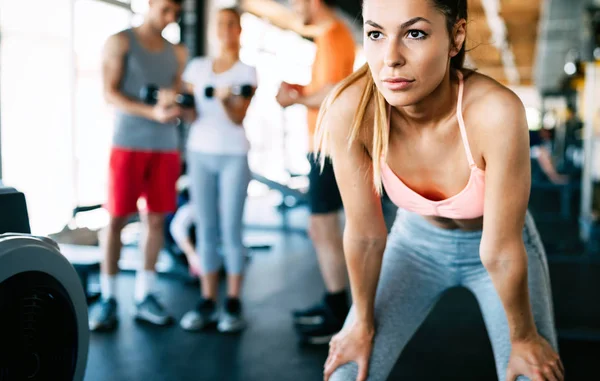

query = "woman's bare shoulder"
[462, 70, 526, 132]
[322, 74, 374, 145]
[460, 70, 528, 158]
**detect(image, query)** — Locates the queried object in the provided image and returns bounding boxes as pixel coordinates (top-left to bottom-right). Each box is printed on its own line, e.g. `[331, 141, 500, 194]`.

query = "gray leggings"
[187, 151, 251, 275]
[331, 209, 558, 381]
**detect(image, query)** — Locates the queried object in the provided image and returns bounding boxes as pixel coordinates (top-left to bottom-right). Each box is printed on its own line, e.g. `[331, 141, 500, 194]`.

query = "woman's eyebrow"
[364, 17, 431, 30]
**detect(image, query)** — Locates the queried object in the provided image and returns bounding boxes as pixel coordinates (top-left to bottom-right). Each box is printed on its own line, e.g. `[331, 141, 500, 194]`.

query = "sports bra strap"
[455, 71, 477, 168]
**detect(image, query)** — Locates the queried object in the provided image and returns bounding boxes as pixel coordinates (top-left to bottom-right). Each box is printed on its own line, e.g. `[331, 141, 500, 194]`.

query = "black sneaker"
[218, 298, 246, 333]
[180, 298, 219, 331]
[293, 292, 349, 327]
[134, 294, 174, 326]
[295, 311, 344, 345]
[89, 298, 118, 332]
[292, 302, 328, 325]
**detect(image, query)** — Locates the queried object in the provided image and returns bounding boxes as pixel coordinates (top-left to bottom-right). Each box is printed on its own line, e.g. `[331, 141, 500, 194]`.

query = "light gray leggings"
[187, 151, 251, 275]
[331, 209, 558, 381]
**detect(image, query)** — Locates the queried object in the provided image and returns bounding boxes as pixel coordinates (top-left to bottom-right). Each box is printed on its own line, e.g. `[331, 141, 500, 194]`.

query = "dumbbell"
[140, 84, 195, 108]
[204, 84, 254, 99]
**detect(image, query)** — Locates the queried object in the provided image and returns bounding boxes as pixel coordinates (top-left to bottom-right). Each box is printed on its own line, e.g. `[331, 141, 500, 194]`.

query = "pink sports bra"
[380, 71, 485, 219]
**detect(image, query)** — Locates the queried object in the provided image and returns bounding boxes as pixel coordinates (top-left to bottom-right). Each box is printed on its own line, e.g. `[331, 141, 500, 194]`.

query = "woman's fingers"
[324, 352, 342, 381]
[356, 358, 369, 381]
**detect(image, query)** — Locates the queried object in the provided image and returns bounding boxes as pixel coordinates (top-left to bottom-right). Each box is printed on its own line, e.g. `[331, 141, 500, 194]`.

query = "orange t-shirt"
[305, 20, 356, 151]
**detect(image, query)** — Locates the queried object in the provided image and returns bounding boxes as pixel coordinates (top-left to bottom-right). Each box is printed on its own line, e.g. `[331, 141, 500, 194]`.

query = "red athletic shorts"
[106, 147, 181, 217]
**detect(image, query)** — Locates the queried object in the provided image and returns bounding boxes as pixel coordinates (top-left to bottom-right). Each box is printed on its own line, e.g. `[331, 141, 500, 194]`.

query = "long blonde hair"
[314, 62, 389, 194]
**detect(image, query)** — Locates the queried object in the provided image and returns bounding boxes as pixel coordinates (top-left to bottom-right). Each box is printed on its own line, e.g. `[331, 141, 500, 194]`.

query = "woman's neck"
[393, 71, 458, 134]
[212, 48, 239, 74]
[217, 48, 239, 64]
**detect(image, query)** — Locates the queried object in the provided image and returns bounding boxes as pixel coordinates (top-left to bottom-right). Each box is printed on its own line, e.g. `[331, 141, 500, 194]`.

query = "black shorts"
[307, 153, 343, 214]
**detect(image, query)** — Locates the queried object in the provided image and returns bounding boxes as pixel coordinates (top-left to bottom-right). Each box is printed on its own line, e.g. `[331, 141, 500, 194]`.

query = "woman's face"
[362, 0, 464, 107]
[216, 10, 241, 49]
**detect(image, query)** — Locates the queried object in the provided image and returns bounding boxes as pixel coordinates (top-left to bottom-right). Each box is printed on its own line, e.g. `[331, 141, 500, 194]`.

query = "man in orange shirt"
[276, 0, 356, 344]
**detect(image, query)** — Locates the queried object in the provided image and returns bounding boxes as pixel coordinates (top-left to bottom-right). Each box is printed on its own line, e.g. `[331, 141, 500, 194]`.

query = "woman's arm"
[478, 89, 537, 341]
[323, 84, 388, 328]
[219, 89, 255, 125]
[322, 79, 388, 381]
[180, 81, 197, 124]
[173, 49, 198, 124]
[479, 87, 563, 380]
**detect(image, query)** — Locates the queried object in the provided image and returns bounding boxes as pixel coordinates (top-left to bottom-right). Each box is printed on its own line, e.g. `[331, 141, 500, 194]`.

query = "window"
[240, 13, 316, 181]
[73, 0, 132, 211]
[1, 0, 76, 234]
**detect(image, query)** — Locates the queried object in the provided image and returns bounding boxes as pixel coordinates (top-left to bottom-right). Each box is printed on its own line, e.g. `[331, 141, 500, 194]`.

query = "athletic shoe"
[295, 311, 344, 345]
[180, 298, 219, 331]
[134, 294, 174, 326]
[217, 298, 246, 333]
[89, 298, 118, 332]
[293, 292, 349, 327]
[292, 302, 328, 325]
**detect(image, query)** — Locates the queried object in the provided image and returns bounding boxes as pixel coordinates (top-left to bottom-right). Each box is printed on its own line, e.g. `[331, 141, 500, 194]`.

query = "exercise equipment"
[204, 84, 253, 99]
[0, 186, 89, 380]
[140, 84, 195, 108]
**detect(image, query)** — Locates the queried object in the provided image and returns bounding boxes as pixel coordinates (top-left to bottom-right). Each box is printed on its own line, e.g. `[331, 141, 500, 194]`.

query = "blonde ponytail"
[314, 62, 390, 194]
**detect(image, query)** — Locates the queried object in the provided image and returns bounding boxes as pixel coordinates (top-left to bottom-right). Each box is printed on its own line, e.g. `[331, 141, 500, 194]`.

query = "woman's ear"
[450, 19, 467, 57]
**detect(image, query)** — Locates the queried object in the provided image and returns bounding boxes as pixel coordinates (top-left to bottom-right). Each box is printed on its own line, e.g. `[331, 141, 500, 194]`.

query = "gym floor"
[84, 200, 599, 381]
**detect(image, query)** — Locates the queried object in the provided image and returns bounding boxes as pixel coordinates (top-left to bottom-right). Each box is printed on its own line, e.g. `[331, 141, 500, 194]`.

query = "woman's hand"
[324, 321, 375, 381]
[215, 86, 231, 101]
[506, 334, 564, 381]
[156, 88, 179, 107]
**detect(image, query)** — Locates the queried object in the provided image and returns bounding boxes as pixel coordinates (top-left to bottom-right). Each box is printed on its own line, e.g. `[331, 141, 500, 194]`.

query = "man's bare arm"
[102, 32, 154, 120]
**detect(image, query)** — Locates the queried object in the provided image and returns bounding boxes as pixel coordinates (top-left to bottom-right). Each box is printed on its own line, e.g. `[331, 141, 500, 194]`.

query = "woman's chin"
[384, 92, 419, 108]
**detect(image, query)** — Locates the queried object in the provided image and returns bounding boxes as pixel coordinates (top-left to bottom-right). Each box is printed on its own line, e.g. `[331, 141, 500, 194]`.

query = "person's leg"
[309, 212, 346, 292]
[180, 151, 221, 331]
[192, 156, 221, 300]
[216, 154, 252, 332]
[329, 215, 454, 380]
[133, 150, 180, 326]
[462, 212, 558, 381]
[294, 154, 348, 340]
[90, 147, 144, 332]
[169, 203, 201, 276]
[134, 212, 165, 299]
[218, 154, 251, 296]
[308, 154, 346, 294]
[102, 216, 128, 282]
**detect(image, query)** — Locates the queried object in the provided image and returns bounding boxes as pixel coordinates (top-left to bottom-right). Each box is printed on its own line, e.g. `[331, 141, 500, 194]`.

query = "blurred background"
[1, 0, 600, 380]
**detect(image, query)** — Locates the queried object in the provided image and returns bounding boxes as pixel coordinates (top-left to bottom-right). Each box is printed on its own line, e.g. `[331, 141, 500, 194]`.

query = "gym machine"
[546, 10, 600, 340]
[0, 186, 89, 380]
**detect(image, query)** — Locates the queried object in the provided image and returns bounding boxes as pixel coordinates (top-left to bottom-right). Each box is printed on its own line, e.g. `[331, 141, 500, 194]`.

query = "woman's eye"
[367, 31, 383, 40]
[407, 30, 427, 40]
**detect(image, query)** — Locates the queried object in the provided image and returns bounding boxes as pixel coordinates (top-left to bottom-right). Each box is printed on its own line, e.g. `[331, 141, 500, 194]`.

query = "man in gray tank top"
[89, 0, 187, 332]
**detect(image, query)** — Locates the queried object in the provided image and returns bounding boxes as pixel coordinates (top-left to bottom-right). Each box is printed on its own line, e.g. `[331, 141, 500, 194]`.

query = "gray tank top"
[112, 28, 179, 151]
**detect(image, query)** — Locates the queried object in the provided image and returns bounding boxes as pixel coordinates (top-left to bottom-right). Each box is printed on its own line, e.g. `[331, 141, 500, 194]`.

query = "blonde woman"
[316, 0, 563, 380]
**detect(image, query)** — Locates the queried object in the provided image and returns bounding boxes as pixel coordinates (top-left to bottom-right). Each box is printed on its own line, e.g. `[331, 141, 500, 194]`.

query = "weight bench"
[53, 204, 105, 304]
[251, 171, 308, 208]
[59, 244, 102, 304]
